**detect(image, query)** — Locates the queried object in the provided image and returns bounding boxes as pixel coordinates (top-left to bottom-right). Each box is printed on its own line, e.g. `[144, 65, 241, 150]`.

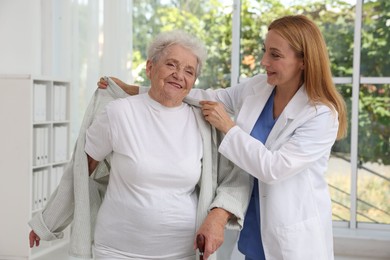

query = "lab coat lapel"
[265, 85, 309, 148]
[236, 85, 274, 133]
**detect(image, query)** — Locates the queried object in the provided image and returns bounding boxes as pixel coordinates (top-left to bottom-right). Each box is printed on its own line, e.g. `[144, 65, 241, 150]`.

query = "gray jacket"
[29, 78, 251, 259]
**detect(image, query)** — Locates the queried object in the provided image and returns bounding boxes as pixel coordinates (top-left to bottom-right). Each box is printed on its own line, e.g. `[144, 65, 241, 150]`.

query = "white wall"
[41, 0, 72, 78]
[0, 0, 76, 79]
[0, 0, 41, 75]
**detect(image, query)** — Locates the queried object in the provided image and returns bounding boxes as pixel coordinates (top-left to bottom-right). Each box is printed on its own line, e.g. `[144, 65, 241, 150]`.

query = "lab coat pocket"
[276, 217, 327, 260]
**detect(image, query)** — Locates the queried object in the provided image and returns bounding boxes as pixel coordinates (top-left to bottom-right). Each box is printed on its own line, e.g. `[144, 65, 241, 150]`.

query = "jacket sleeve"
[28, 159, 75, 240]
[28, 89, 101, 241]
[28, 142, 108, 241]
[208, 130, 253, 230]
[219, 106, 338, 184]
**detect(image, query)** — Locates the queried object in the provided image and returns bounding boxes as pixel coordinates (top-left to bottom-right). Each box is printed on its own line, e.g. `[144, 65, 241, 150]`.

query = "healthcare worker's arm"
[203, 101, 339, 184]
[98, 77, 140, 95]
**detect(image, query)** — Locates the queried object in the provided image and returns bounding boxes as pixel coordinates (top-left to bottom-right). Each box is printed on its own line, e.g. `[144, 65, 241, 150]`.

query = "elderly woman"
[29, 30, 250, 260]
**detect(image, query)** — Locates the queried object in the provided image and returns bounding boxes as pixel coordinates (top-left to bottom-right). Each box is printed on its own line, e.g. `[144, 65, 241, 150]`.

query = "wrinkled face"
[261, 30, 304, 90]
[146, 44, 198, 107]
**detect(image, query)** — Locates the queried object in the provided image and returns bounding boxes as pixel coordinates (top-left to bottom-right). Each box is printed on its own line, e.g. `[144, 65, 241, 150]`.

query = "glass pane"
[361, 0, 390, 77]
[132, 0, 233, 89]
[239, 0, 356, 79]
[327, 84, 353, 222]
[357, 83, 390, 224]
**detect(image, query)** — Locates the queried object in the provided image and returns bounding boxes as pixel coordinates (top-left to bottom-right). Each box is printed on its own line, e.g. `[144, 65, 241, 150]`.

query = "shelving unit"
[0, 75, 71, 260]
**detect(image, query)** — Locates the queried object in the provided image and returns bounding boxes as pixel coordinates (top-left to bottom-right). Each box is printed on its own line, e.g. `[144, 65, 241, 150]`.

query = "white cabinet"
[0, 75, 71, 259]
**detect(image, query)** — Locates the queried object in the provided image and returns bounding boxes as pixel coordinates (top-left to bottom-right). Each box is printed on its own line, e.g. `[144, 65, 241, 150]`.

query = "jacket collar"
[183, 96, 202, 108]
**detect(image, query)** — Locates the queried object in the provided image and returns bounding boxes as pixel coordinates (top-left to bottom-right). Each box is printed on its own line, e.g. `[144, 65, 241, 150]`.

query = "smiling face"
[146, 44, 198, 107]
[261, 30, 304, 91]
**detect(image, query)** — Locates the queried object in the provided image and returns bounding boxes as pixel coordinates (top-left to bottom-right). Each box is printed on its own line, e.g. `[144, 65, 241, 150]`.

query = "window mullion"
[350, 0, 364, 229]
[230, 0, 241, 87]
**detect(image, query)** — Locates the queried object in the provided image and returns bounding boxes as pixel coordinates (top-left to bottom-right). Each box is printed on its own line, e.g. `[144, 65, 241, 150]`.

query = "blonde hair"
[269, 15, 347, 139]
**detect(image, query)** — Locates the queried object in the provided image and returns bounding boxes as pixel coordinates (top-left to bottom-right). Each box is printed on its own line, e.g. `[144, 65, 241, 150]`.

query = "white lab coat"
[191, 74, 337, 260]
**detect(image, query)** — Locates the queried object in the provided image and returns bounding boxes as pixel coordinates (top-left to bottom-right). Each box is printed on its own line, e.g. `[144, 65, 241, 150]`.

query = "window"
[357, 0, 390, 226]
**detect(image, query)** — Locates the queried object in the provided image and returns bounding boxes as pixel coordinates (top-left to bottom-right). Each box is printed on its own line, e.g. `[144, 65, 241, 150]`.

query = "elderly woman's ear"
[145, 60, 153, 78]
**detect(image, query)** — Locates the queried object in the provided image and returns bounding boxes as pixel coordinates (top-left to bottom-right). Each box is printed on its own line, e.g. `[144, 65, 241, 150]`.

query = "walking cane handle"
[196, 234, 205, 259]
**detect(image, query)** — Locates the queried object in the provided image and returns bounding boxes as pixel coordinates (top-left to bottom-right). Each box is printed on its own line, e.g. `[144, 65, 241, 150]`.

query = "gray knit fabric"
[29, 78, 251, 259]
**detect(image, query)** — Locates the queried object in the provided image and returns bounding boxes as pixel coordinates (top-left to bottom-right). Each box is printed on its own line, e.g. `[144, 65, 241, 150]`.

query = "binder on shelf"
[39, 127, 44, 165]
[43, 127, 49, 164]
[42, 169, 49, 206]
[36, 127, 43, 166]
[32, 171, 39, 211]
[60, 85, 67, 121]
[54, 84, 61, 121]
[54, 127, 59, 162]
[33, 83, 47, 122]
[53, 84, 67, 121]
[32, 128, 39, 166]
[54, 125, 68, 162]
[37, 170, 43, 210]
[32, 127, 50, 166]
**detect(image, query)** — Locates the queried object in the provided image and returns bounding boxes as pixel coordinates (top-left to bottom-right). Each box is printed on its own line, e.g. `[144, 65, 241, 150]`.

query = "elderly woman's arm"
[194, 207, 233, 259]
[196, 153, 252, 259]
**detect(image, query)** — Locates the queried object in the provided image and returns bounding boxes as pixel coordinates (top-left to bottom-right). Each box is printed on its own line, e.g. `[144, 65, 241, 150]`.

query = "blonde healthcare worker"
[97, 15, 347, 259]
[198, 15, 347, 259]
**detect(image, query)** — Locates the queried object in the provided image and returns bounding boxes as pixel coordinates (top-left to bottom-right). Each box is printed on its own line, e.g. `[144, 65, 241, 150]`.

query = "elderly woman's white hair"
[147, 30, 207, 77]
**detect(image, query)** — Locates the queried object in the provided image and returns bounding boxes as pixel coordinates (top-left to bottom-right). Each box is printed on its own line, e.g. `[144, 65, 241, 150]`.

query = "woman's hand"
[97, 77, 109, 89]
[87, 153, 99, 176]
[29, 230, 40, 248]
[194, 208, 231, 259]
[97, 77, 140, 96]
[200, 101, 235, 134]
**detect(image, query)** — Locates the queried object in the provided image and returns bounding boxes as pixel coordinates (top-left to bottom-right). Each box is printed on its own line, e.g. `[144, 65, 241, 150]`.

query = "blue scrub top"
[238, 89, 276, 260]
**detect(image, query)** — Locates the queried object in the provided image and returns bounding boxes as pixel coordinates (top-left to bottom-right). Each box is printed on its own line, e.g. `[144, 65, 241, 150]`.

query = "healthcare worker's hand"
[97, 76, 139, 95]
[194, 208, 232, 259]
[200, 101, 235, 134]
